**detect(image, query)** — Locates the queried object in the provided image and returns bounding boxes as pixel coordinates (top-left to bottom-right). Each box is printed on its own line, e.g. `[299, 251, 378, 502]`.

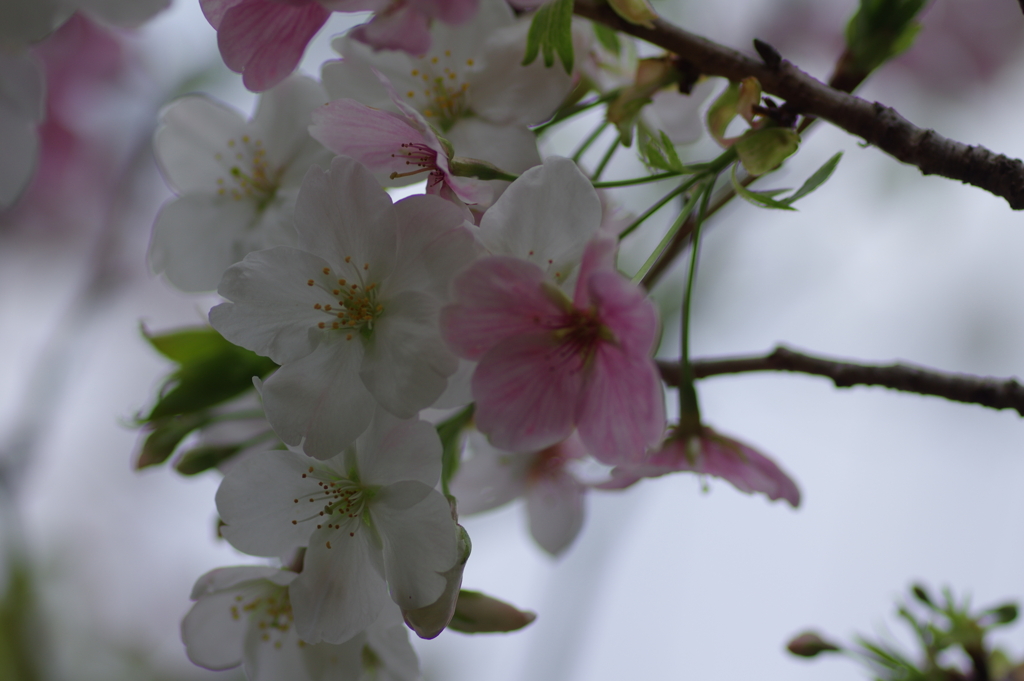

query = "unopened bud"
[449, 157, 519, 182]
[911, 583, 933, 606]
[786, 631, 841, 657]
[403, 526, 472, 639]
[448, 591, 537, 634]
[986, 603, 1019, 625]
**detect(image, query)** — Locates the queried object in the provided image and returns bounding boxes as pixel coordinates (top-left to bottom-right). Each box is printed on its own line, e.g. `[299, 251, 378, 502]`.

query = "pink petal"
[571, 237, 618, 309]
[575, 340, 665, 464]
[349, 4, 432, 55]
[472, 333, 582, 454]
[309, 98, 431, 177]
[440, 256, 563, 360]
[199, 0, 245, 28]
[646, 429, 801, 507]
[588, 269, 659, 355]
[217, 0, 330, 92]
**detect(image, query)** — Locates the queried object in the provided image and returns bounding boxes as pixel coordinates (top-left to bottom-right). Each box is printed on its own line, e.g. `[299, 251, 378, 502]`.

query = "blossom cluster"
[127, 0, 805, 678]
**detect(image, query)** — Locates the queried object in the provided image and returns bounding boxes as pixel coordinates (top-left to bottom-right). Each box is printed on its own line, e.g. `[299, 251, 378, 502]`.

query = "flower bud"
[786, 631, 841, 657]
[402, 525, 472, 639]
[608, 0, 658, 28]
[448, 591, 537, 634]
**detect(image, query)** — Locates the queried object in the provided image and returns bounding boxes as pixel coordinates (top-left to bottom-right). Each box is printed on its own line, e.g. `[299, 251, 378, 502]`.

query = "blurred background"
[0, 0, 1022, 679]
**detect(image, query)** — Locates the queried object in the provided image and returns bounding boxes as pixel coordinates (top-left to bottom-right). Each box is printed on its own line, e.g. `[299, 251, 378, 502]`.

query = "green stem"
[630, 182, 706, 285]
[534, 90, 620, 135]
[591, 137, 620, 181]
[592, 171, 684, 188]
[571, 121, 610, 163]
[678, 180, 715, 422]
[618, 175, 702, 240]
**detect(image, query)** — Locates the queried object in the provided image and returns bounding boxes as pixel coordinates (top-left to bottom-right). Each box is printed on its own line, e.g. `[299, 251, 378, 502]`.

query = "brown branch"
[658, 345, 1024, 416]
[574, 0, 1024, 210]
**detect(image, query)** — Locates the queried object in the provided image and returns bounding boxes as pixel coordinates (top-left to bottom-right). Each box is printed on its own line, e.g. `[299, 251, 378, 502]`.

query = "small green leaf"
[659, 131, 684, 171]
[142, 325, 278, 422]
[734, 127, 800, 176]
[175, 443, 243, 476]
[135, 412, 211, 469]
[784, 151, 843, 205]
[592, 22, 621, 56]
[448, 590, 537, 634]
[522, 0, 574, 73]
[706, 81, 741, 145]
[730, 165, 796, 211]
[437, 404, 475, 496]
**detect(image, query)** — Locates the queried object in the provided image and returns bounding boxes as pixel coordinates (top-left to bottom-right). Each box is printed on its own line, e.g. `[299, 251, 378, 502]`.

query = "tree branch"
[574, 0, 1024, 210]
[658, 346, 1024, 416]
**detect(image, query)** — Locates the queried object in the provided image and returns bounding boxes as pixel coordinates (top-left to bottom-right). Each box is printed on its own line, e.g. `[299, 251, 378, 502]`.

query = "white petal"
[641, 78, 715, 145]
[356, 413, 442, 488]
[387, 194, 479, 300]
[361, 290, 458, 417]
[293, 157, 397, 281]
[261, 341, 376, 458]
[216, 449, 328, 557]
[372, 481, 458, 610]
[469, 19, 573, 127]
[290, 527, 390, 645]
[210, 246, 333, 364]
[250, 74, 329, 174]
[447, 118, 541, 175]
[431, 358, 475, 409]
[299, 631, 367, 681]
[477, 157, 601, 281]
[182, 590, 247, 671]
[243, 620, 318, 681]
[149, 194, 262, 292]
[189, 565, 293, 600]
[365, 615, 420, 681]
[449, 432, 530, 514]
[320, 55, 399, 112]
[155, 94, 247, 195]
[526, 471, 585, 556]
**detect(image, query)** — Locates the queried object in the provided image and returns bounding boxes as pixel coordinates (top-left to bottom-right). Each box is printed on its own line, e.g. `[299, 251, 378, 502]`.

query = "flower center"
[230, 585, 296, 650]
[305, 259, 384, 340]
[403, 50, 474, 131]
[214, 135, 282, 211]
[289, 464, 378, 549]
[527, 443, 570, 482]
[390, 142, 441, 181]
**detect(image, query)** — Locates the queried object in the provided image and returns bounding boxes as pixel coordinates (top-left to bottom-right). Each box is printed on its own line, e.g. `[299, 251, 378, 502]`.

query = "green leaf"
[135, 412, 211, 469]
[706, 81, 741, 145]
[734, 127, 800, 176]
[730, 165, 796, 211]
[784, 151, 843, 204]
[592, 22, 621, 56]
[174, 444, 243, 476]
[437, 404, 474, 496]
[522, 0, 574, 73]
[845, 0, 927, 74]
[142, 325, 278, 422]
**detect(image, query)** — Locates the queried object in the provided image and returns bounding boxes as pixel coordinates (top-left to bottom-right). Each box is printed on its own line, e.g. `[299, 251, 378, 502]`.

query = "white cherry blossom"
[149, 75, 332, 292]
[210, 155, 477, 457]
[215, 411, 460, 644]
[182, 565, 419, 680]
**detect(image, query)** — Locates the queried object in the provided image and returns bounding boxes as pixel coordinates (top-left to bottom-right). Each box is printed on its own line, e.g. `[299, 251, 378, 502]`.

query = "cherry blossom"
[210, 155, 477, 458]
[441, 157, 666, 464]
[309, 84, 492, 211]
[149, 75, 332, 292]
[321, 0, 572, 178]
[215, 411, 460, 644]
[603, 426, 801, 507]
[182, 565, 419, 680]
[451, 431, 589, 556]
[199, 0, 480, 92]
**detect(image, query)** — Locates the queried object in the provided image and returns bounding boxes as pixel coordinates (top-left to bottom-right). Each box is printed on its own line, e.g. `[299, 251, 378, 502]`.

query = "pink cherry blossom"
[442, 235, 665, 465]
[310, 88, 491, 210]
[603, 426, 801, 507]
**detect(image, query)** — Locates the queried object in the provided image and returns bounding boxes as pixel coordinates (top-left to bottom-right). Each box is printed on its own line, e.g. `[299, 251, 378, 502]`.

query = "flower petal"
[575, 340, 665, 464]
[356, 412, 442, 489]
[449, 434, 530, 514]
[441, 256, 561, 360]
[260, 341, 377, 458]
[526, 469, 585, 556]
[182, 589, 247, 670]
[290, 528, 391, 645]
[361, 289, 458, 418]
[293, 157, 398, 282]
[372, 480, 458, 610]
[472, 333, 581, 453]
[154, 93, 246, 196]
[210, 246, 331, 365]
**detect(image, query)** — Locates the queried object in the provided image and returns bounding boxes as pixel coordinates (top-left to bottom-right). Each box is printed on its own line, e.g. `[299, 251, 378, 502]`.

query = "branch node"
[753, 38, 781, 71]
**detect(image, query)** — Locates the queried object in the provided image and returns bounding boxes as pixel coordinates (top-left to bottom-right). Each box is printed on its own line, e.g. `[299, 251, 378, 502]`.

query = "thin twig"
[657, 345, 1024, 416]
[574, 0, 1024, 210]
